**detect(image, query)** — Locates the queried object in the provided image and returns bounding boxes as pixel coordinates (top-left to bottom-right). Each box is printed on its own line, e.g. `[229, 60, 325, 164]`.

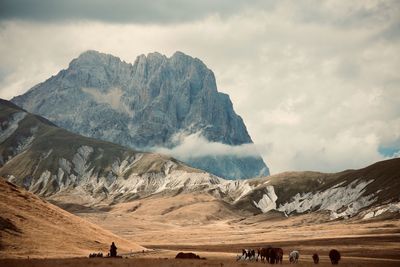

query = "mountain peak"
[170, 51, 204, 66]
[147, 51, 167, 60]
[172, 50, 190, 58]
[79, 49, 103, 56]
[134, 51, 199, 66]
[77, 50, 111, 61]
[11, 50, 269, 179]
[70, 50, 123, 68]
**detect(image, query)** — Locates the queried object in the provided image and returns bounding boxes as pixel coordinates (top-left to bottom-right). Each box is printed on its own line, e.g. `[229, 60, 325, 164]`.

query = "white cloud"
[154, 131, 260, 159]
[0, 0, 399, 173]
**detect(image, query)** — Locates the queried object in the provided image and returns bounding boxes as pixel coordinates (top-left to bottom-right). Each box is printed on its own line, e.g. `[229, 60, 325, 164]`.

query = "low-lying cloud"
[154, 131, 261, 159]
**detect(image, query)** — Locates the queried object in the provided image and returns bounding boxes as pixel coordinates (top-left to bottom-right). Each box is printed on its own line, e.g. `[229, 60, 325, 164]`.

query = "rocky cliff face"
[12, 50, 269, 179]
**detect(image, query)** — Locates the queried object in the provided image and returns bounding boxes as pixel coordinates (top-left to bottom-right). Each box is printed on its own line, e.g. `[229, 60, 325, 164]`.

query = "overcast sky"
[0, 0, 399, 173]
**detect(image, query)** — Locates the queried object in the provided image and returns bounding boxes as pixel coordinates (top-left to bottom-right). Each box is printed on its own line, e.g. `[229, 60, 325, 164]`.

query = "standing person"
[110, 242, 117, 257]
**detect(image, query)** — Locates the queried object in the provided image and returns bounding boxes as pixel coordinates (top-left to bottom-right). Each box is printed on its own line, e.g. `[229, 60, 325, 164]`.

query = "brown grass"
[1, 255, 400, 267]
[0, 179, 144, 259]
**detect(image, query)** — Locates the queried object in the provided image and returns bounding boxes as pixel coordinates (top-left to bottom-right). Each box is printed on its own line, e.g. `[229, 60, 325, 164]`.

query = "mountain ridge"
[0, 99, 252, 206]
[1, 98, 399, 222]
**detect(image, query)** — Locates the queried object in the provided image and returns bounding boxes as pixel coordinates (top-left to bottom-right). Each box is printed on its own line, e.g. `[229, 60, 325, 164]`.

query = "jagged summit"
[73, 50, 203, 69]
[76, 49, 109, 59]
[12, 50, 269, 179]
[70, 50, 124, 66]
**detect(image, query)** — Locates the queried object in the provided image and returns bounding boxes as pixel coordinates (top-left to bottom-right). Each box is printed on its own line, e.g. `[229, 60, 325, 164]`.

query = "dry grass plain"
[72, 193, 400, 266]
[2, 188, 400, 266]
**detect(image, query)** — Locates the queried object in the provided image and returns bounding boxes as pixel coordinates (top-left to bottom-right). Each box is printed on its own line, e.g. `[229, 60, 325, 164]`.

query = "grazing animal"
[289, 250, 299, 263]
[329, 249, 341, 265]
[238, 249, 256, 261]
[236, 249, 244, 261]
[269, 248, 283, 264]
[175, 252, 204, 259]
[240, 249, 247, 260]
[244, 249, 251, 260]
[312, 253, 319, 264]
[257, 247, 272, 262]
[250, 249, 256, 260]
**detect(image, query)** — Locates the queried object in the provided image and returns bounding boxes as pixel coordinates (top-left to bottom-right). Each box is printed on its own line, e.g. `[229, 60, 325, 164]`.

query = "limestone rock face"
[12, 50, 269, 179]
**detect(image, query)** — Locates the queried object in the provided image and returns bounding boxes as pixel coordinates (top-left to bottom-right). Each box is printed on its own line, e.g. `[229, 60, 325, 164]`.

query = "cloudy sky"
[0, 0, 399, 173]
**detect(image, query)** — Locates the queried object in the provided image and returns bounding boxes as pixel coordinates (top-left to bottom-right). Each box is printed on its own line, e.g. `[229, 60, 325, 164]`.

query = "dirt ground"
[1, 253, 400, 267]
[2, 235, 399, 266]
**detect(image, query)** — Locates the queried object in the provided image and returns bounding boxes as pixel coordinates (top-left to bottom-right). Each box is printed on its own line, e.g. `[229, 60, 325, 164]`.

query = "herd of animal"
[237, 247, 341, 265]
[88, 246, 341, 264]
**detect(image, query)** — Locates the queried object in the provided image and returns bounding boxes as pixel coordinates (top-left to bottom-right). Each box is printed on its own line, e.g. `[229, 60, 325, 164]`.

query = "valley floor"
[2, 217, 399, 267]
[2, 192, 399, 266]
[76, 196, 400, 263]
[1, 251, 400, 267]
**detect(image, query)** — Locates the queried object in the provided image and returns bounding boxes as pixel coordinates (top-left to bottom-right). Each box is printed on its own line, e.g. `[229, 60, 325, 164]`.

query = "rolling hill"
[0, 179, 144, 258]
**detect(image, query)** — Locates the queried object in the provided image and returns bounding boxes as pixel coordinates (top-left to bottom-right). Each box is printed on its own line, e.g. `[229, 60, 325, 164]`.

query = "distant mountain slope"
[0, 179, 143, 258]
[0, 99, 251, 206]
[235, 158, 400, 220]
[11, 50, 269, 179]
[1, 99, 399, 221]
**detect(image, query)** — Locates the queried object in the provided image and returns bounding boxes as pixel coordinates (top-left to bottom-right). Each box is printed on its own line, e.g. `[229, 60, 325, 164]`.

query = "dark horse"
[257, 247, 272, 262]
[269, 248, 283, 264]
[256, 247, 282, 264]
[312, 253, 319, 264]
[329, 249, 341, 265]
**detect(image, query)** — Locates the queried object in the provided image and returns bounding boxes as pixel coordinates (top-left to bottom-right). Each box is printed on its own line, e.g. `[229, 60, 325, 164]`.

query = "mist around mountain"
[11, 50, 269, 180]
